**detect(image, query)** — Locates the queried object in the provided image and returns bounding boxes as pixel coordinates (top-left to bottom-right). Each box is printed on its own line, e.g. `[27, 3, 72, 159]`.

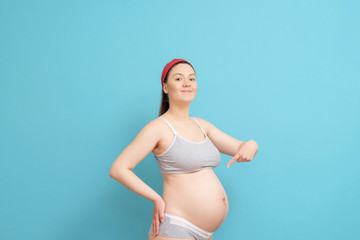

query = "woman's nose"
[183, 79, 191, 86]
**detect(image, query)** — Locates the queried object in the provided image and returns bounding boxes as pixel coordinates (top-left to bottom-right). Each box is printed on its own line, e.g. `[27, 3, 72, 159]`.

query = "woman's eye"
[175, 78, 181, 81]
[191, 78, 195, 81]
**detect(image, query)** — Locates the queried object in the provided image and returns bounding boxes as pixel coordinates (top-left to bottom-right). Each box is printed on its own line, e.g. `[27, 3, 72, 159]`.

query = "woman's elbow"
[109, 164, 131, 179]
[109, 168, 117, 179]
[110, 166, 124, 179]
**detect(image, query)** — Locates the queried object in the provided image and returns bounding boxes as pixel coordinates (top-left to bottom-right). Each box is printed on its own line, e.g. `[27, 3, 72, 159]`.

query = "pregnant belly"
[162, 168, 229, 232]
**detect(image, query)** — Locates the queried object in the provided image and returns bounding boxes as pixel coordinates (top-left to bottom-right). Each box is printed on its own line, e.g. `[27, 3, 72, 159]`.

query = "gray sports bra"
[154, 116, 221, 174]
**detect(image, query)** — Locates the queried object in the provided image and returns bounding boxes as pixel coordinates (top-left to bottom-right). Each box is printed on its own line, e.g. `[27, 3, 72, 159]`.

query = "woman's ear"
[163, 84, 168, 94]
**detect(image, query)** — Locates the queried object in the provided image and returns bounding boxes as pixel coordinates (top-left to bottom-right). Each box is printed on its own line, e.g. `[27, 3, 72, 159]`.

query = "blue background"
[1, 0, 359, 239]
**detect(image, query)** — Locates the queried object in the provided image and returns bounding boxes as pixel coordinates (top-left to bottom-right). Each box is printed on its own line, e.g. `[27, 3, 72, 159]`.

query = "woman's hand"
[152, 197, 166, 238]
[227, 140, 258, 168]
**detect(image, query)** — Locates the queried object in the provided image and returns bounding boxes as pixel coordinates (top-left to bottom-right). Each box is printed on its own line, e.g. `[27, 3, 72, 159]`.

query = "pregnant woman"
[110, 59, 259, 240]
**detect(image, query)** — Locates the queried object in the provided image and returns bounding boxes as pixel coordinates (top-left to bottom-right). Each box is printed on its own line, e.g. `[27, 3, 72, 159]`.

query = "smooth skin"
[110, 63, 259, 239]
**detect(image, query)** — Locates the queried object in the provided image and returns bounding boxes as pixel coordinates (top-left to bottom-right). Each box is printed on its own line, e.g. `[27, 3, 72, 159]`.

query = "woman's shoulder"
[132, 117, 167, 146]
[141, 116, 168, 135]
[192, 116, 213, 133]
[192, 116, 210, 124]
[144, 116, 165, 129]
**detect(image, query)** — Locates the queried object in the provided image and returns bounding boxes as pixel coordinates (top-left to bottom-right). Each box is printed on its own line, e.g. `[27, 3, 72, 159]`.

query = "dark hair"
[158, 61, 196, 116]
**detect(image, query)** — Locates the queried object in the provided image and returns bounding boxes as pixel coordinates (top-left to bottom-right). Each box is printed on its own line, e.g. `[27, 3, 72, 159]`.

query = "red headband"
[161, 59, 191, 87]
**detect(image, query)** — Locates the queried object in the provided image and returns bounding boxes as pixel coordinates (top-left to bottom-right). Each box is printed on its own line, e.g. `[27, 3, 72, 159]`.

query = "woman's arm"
[109, 119, 162, 203]
[196, 117, 247, 156]
[196, 117, 258, 167]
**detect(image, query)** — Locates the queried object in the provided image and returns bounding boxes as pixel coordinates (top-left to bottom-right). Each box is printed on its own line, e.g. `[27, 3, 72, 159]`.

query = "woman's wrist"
[152, 195, 163, 203]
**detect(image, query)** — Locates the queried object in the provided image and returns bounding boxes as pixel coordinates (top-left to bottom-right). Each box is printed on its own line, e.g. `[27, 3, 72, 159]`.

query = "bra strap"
[191, 117, 206, 136]
[159, 117, 177, 135]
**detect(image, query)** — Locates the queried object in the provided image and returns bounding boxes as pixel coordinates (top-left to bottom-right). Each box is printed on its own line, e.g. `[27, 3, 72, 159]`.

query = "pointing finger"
[227, 157, 236, 168]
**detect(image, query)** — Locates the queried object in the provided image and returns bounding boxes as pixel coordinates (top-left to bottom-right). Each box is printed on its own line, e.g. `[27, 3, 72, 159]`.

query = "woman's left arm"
[196, 118, 259, 168]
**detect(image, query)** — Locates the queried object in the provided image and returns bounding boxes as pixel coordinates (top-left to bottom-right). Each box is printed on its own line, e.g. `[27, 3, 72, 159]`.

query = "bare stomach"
[161, 168, 229, 232]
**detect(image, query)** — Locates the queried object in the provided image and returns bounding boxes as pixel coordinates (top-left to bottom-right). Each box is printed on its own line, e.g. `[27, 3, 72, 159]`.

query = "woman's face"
[163, 63, 197, 104]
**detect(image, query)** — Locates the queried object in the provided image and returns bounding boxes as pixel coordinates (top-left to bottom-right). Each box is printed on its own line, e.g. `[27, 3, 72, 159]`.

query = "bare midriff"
[161, 168, 229, 232]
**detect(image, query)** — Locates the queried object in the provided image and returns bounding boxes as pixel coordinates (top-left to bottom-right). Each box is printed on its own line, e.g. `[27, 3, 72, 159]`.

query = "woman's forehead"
[169, 63, 195, 75]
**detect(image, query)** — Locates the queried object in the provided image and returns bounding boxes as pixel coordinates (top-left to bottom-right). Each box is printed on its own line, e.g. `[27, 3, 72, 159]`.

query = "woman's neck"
[165, 104, 191, 122]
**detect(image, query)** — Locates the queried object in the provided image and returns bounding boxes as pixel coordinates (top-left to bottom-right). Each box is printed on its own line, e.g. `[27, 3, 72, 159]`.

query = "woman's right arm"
[109, 119, 162, 203]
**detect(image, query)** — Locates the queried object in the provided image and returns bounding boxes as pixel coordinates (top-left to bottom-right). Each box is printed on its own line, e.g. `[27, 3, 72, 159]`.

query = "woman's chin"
[183, 97, 196, 103]
[171, 95, 196, 104]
